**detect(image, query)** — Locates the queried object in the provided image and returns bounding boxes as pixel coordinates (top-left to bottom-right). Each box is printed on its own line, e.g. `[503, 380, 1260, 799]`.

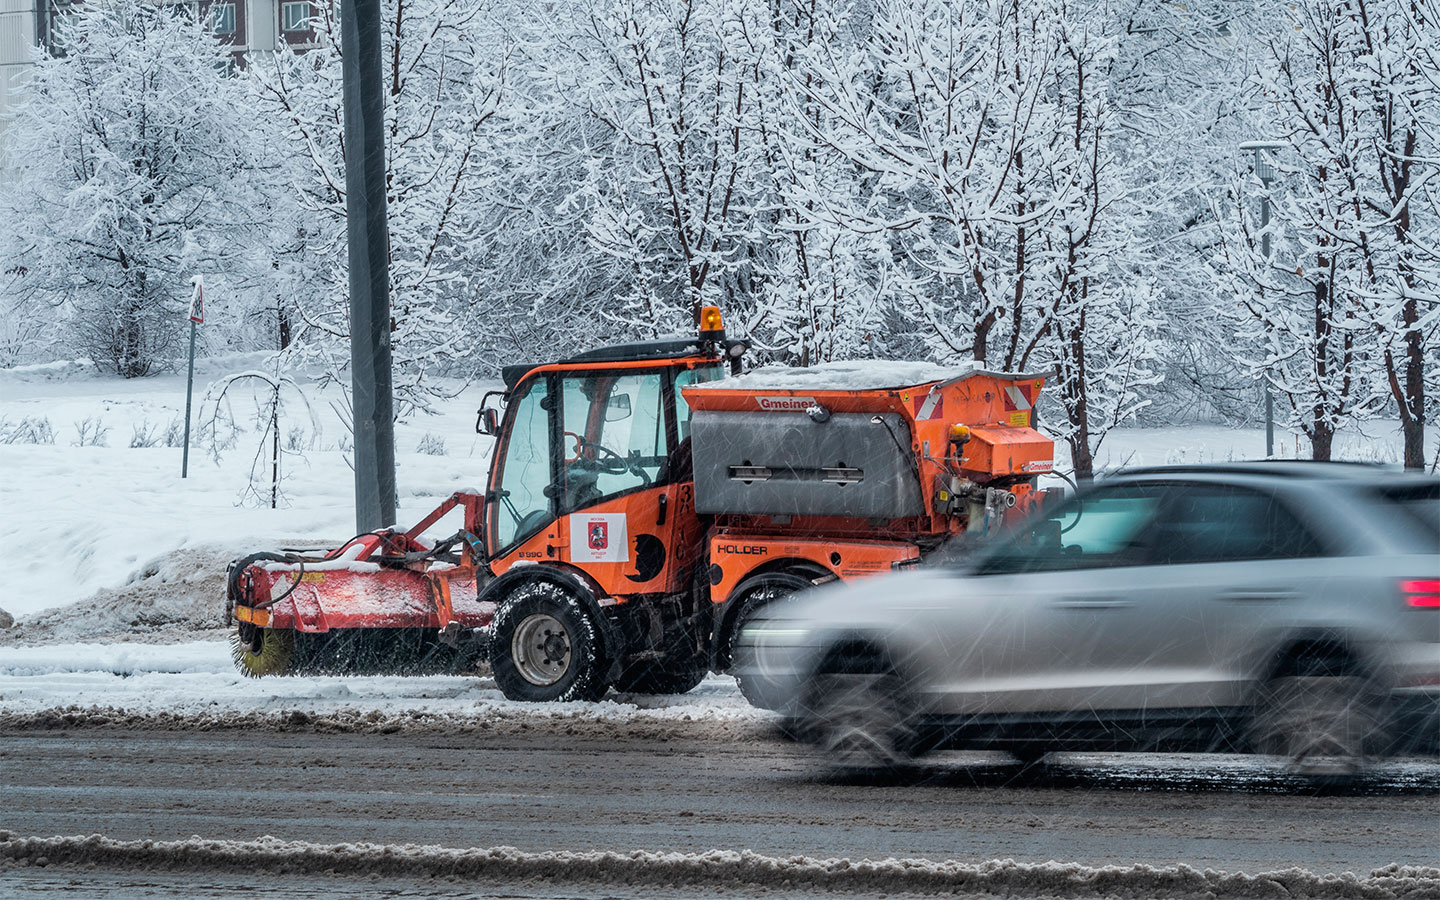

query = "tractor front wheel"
[491, 582, 609, 702]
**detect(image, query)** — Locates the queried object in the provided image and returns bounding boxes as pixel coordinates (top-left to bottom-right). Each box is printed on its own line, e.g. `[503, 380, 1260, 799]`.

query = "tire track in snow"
[4, 833, 1436, 898]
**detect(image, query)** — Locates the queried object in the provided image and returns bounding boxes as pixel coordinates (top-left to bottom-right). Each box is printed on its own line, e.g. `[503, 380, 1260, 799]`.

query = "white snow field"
[0, 355, 497, 621]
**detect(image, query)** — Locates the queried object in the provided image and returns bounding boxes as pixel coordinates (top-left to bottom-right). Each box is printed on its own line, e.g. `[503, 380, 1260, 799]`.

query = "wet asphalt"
[1, 728, 1435, 876]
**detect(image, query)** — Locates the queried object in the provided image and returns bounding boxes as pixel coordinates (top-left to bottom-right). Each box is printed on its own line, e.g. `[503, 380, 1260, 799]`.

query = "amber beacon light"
[698, 305, 725, 342]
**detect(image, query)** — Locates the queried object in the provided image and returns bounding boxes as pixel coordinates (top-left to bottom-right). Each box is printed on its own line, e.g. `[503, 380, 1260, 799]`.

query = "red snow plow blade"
[225, 493, 494, 677]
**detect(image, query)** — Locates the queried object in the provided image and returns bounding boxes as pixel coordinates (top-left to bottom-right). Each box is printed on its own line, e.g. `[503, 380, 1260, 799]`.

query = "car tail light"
[1401, 579, 1440, 608]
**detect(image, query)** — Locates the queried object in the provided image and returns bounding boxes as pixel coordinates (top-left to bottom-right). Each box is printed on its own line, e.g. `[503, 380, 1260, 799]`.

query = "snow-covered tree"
[245, 0, 507, 410]
[741, 0, 899, 366]
[556, 0, 771, 332]
[1, 2, 258, 377]
[785, 0, 1161, 476]
[1216, 0, 1438, 464]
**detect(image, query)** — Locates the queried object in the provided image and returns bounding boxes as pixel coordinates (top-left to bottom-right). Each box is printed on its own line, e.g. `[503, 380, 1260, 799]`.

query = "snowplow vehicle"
[225, 307, 1055, 703]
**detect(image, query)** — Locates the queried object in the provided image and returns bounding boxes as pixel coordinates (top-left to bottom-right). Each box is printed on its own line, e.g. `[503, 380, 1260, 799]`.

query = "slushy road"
[2, 728, 1435, 875]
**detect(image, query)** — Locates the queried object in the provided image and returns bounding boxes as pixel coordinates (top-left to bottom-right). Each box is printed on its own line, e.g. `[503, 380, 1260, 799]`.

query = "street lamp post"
[342, 0, 396, 531]
[1240, 140, 1286, 459]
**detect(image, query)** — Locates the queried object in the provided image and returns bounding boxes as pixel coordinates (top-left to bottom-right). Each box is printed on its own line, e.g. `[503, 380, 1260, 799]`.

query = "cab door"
[487, 375, 557, 558]
[554, 369, 692, 596]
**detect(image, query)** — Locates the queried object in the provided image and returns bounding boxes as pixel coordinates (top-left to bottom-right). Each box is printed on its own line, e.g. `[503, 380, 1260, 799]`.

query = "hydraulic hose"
[226, 551, 306, 614]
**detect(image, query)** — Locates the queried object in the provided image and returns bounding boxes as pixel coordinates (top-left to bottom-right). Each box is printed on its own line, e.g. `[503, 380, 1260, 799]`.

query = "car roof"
[1108, 460, 1430, 486]
[1093, 461, 1436, 555]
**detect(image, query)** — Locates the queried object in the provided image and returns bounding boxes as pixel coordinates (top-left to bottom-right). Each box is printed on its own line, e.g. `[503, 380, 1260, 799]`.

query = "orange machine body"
[227, 327, 1056, 693]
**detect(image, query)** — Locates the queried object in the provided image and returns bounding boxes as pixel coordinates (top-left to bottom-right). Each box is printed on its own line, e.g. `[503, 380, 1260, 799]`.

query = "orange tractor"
[226, 308, 1054, 703]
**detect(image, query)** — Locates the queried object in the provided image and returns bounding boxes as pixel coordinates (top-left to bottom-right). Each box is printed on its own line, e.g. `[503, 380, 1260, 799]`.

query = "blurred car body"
[736, 462, 1440, 776]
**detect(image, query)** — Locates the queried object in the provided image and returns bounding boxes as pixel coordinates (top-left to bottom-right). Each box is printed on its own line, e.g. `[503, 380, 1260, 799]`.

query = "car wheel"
[803, 665, 916, 770]
[1250, 674, 1388, 780]
[491, 581, 609, 702]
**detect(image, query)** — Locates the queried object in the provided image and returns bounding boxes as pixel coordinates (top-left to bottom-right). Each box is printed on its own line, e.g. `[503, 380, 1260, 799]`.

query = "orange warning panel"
[961, 426, 1054, 477]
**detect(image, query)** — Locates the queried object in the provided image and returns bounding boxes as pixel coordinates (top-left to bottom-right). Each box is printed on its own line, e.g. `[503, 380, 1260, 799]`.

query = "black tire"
[491, 581, 609, 702]
[1250, 674, 1389, 780]
[725, 572, 815, 709]
[800, 662, 917, 770]
[614, 619, 707, 695]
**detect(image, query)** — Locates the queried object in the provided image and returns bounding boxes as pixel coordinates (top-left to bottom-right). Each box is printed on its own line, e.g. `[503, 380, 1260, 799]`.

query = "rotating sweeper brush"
[224, 516, 493, 678]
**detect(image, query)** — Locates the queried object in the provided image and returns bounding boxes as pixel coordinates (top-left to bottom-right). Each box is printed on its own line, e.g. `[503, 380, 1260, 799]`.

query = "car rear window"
[1149, 484, 1329, 564]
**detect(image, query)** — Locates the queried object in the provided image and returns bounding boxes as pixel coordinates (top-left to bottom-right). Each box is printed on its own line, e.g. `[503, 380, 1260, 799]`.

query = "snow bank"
[3, 833, 1434, 898]
[0, 358, 99, 384]
[2, 546, 237, 645]
[0, 638, 770, 739]
[0, 352, 282, 385]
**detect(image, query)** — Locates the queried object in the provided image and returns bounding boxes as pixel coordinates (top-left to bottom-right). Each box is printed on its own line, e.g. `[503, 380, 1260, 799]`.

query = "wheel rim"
[511, 613, 573, 686]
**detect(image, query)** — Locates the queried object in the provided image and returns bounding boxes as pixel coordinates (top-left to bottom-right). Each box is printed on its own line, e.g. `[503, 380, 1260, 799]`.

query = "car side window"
[1150, 485, 1326, 564]
[971, 485, 1164, 574]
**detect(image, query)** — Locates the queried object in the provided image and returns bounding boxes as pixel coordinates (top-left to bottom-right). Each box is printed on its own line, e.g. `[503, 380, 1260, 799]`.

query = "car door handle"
[1216, 588, 1297, 603]
[1052, 597, 1135, 610]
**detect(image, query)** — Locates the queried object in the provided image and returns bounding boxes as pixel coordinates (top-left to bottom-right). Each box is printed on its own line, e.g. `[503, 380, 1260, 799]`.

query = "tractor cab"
[481, 323, 739, 599]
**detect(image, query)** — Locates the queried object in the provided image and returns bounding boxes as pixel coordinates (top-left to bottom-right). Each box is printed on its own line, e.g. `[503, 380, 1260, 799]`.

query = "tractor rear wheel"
[727, 572, 816, 708]
[491, 581, 609, 702]
[231, 625, 296, 677]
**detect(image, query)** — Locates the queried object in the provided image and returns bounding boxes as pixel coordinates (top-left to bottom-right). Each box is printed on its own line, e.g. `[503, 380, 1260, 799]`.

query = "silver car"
[736, 463, 1439, 778]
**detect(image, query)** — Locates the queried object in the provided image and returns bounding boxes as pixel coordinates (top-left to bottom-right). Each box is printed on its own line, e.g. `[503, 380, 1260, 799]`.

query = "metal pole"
[342, 0, 396, 531]
[1242, 141, 1284, 460]
[1260, 185, 1274, 458]
[181, 319, 196, 478]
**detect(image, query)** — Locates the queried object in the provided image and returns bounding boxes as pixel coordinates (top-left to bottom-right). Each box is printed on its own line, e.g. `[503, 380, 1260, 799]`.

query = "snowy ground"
[4, 833, 1434, 900]
[0, 355, 495, 622]
[0, 638, 766, 738]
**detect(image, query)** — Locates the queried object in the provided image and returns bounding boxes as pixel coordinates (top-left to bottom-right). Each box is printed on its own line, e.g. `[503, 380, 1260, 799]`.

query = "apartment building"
[0, 0, 317, 173]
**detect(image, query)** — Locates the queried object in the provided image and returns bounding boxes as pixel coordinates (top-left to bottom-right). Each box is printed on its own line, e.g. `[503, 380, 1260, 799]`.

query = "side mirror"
[605, 393, 632, 422]
[479, 407, 501, 436]
[477, 390, 507, 435]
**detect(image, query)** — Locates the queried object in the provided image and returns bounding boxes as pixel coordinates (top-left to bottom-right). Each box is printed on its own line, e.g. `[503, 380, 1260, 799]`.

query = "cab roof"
[501, 337, 713, 390]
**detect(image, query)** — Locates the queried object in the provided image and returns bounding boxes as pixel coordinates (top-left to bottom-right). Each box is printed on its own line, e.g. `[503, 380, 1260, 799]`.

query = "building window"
[280, 1, 311, 32]
[210, 3, 236, 34]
